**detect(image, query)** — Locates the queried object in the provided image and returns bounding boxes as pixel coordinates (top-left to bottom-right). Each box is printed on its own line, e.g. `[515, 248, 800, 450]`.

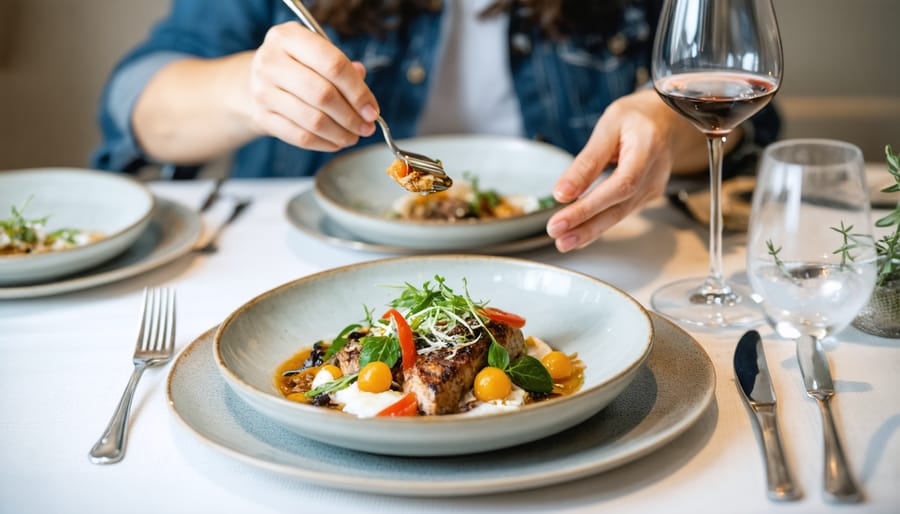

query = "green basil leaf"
[487, 341, 509, 370]
[507, 355, 553, 393]
[359, 335, 400, 368]
[305, 372, 358, 398]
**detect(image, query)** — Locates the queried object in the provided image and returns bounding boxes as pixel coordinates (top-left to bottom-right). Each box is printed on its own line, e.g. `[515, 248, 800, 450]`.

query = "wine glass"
[746, 139, 877, 341]
[651, 0, 783, 327]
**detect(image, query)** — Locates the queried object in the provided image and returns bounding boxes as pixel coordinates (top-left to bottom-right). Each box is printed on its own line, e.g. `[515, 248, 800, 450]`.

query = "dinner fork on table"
[89, 287, 176, 464]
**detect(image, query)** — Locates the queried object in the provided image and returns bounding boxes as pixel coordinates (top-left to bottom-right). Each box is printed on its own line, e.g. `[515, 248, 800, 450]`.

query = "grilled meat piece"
[333, 339, 363, 376]
[403, 320, 525, 415]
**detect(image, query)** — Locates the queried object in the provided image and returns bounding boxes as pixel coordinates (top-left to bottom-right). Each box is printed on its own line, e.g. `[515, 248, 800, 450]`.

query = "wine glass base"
[651, 277, 764, 329]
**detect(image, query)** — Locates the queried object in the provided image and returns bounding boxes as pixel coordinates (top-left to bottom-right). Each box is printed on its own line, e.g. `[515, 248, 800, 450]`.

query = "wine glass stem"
[704, 134, 729, 295]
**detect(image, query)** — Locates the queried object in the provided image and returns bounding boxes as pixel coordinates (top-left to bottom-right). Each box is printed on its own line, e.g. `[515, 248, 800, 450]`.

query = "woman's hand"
[546, 88, 715, 252]
[248, 21, 379, 152]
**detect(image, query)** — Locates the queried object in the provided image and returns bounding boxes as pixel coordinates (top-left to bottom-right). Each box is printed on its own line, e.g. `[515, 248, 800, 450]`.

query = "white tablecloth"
[1, 178, 897, 513]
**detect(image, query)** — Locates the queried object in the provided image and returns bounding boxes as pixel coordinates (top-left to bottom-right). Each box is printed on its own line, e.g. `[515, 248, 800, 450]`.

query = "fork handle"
[88, 363, 148, 464]
[816, 397, 862, 502]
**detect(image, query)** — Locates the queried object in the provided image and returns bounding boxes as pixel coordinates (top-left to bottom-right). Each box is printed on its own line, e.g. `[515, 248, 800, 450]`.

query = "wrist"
[217, 51, 263, 140]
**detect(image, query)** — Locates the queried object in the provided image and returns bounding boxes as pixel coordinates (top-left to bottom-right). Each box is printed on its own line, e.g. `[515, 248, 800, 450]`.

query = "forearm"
[132, 52, 260, 165]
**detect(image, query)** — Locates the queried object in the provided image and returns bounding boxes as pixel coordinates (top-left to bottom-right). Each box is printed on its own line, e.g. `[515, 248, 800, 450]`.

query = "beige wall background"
[1, 0, 898, 174]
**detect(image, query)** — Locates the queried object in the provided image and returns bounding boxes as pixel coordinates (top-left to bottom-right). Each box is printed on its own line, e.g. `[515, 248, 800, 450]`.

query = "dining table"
[1, 175, 897, 514]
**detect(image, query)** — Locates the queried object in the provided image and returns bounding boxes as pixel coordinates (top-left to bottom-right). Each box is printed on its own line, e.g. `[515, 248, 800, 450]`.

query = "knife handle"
[752, 405, 801, 501]
[817, 398, 862, 503]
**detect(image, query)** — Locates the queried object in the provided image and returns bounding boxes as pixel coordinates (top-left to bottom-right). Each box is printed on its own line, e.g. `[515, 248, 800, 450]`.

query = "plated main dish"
[214, 255, 653, 456]
[274, 276, 584, 418]
[1, 199, 104, 256]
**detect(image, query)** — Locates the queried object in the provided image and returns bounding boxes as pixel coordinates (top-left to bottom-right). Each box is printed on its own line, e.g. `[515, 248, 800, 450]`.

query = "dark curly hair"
[309, 0, 641, 40]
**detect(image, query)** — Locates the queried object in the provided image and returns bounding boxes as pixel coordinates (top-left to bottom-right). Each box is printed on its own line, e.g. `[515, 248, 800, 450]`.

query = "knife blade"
[734, 330, 800, 501]
[796, 335, 862, 502]
[198, 178, 225, 213]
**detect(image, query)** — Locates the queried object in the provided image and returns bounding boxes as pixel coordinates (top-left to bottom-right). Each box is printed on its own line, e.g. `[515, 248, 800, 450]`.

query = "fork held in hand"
[89, 288, 176, 464]
[281, 0, 451, 192]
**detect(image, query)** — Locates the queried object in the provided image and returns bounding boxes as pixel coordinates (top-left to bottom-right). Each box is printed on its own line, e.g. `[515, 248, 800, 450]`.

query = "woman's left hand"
[546, 89, 683, 252]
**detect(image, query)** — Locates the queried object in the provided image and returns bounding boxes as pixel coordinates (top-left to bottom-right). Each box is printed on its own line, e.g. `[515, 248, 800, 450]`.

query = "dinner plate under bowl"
[0, 168, 155, 286]
[214, 255, 654, 457]
[313, 135, 572, 250]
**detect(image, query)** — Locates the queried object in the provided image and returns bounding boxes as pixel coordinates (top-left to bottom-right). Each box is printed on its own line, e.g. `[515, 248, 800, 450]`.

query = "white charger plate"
[167, 312, 715, 497]
[0, 198, 201, 299]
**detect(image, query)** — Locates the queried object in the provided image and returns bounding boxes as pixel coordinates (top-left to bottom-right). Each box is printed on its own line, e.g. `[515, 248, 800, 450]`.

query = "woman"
[93, 0, 778, 252]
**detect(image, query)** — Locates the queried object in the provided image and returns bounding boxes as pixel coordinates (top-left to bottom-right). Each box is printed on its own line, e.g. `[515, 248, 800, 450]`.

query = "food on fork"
[274, 276, 585, 418]
[1, 199, 104, 256]
[385, 158, 442, 194]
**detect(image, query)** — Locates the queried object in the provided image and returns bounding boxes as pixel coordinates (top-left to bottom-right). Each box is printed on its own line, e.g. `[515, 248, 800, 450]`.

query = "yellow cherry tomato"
[321, 364, 343, 380]
[541, 351, 573, 380]
[474, 367, 512, 402]
[358, 361, 392, 393]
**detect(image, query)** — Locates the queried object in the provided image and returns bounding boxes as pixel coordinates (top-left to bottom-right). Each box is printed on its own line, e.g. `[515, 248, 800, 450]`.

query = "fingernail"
[547, 220, 568, 238]
[556, 234, 578, 253]
[554, 182, 577, 202]
[359, 122, 376, 136]
[360, 104, 378, 122]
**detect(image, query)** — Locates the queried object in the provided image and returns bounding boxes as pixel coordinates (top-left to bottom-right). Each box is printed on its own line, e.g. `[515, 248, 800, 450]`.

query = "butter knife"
[734, 330, 800, 501]
[796, 335, 863, 503]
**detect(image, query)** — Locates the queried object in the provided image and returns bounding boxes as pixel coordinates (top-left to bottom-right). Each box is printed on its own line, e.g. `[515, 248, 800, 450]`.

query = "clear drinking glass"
[746, 139, 877, 340]
[651, 0, 783, 327]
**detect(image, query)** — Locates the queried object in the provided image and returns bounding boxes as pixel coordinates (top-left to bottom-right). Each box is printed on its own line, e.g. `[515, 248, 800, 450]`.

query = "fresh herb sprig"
[830, 221, 859, 268]
[873, 144, 900, 286]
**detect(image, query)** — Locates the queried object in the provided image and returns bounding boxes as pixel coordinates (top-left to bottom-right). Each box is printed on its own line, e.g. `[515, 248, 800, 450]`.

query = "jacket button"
[406, 64, 426, 84]
[607, 33, 627, 56]
[511, 33, 532, 55]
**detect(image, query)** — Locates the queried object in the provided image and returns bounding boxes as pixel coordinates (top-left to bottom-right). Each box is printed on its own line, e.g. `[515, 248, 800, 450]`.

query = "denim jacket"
[92, 0, 779, 178]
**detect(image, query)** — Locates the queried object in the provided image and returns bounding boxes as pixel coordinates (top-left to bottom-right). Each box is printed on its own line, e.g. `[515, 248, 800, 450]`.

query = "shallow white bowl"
[0, 168, 155, 285]
[214, 255, 654, 456]
[313, 135, 573, 250]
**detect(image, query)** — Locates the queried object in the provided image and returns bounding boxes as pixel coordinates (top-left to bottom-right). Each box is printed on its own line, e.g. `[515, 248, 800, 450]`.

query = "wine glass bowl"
[650, 0, 783, 328]
[746, 139, 877, 340]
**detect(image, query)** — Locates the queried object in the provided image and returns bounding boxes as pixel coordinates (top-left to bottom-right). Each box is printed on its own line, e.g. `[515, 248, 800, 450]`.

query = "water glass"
[746, 139, 877, 339]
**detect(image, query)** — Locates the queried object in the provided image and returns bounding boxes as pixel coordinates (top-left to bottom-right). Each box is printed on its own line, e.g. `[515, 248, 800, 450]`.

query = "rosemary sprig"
[830, 221, 858, 268]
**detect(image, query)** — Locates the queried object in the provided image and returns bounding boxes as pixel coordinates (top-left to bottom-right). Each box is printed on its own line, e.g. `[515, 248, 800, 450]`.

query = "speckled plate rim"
[166, 312, 716, 497]
[0, 198, 201, 299]
[285, 187, 555, 254]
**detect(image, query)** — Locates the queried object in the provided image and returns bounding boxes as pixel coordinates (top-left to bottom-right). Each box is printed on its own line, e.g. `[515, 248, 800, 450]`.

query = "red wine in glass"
[655, 71, 778, 136]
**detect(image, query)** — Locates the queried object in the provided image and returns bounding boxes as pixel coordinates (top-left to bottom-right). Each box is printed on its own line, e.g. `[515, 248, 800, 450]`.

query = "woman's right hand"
[248, 21, 379, 152]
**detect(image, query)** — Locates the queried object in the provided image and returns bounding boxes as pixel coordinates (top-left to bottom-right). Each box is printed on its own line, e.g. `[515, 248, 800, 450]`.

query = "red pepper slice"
[376, 392, 419, 417]
[382, 308, 416, 370]
[479, 307, 526, 329]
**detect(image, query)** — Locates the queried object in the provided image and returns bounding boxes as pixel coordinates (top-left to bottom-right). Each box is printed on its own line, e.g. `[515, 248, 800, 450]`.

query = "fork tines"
[137, 288, 176, 354]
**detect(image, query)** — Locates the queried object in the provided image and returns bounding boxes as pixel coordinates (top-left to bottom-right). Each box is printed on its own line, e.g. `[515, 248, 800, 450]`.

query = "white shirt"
[417, 0, 525, 137]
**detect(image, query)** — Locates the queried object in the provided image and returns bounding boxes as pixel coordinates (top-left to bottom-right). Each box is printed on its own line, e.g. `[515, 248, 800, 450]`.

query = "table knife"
[734, 330, 800, 501]
[199, 178, 225, 213]
[796, 335, 863, 503]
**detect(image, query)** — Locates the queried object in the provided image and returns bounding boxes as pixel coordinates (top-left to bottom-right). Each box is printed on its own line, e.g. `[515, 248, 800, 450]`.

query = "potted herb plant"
[852, 145, 900, 338]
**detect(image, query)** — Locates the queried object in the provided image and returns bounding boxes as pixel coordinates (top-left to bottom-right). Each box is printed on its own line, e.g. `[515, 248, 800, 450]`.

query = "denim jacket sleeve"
[91, 0, 274, 174]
